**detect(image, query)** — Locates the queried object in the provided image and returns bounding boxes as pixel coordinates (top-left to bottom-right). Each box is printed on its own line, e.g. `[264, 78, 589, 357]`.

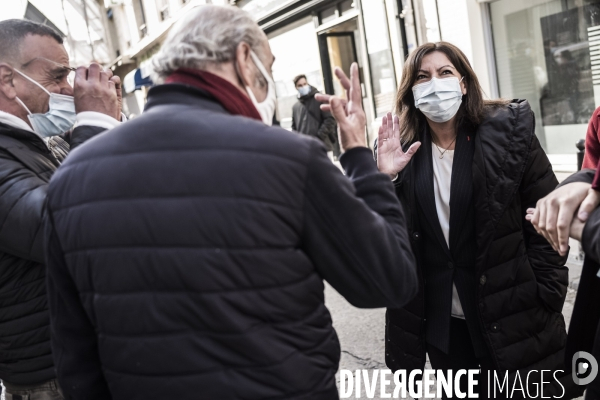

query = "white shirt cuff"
[391, 173, 399, 182]
[76, 111, 121, 130]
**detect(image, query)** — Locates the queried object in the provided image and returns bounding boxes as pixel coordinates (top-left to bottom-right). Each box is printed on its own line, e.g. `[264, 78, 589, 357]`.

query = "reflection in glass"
[491, 0, 600, 154]
[268, 18, 324, 130]
[362, 0, 397, 117]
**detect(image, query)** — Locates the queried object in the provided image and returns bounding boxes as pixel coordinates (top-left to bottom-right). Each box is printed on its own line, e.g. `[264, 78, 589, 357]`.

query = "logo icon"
[573, 351, 599, 385]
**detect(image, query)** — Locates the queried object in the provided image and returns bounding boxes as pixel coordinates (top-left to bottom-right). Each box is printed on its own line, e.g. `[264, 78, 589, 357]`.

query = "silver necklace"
[432, 136, 457, 159]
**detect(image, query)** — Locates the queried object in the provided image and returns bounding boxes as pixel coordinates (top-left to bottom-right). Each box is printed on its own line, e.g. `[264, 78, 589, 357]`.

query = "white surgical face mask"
[412, 76, 464, 123]
[14, 69, 76, 137]
[298, 85, 311, 97]
[245, 51, 277, 126]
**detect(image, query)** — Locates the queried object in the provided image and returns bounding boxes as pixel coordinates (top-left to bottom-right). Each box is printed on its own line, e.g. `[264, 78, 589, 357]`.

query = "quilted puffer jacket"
[44, 83, 418, 400]
[0, 122, 103, 385]
[384, 100, 584, 399]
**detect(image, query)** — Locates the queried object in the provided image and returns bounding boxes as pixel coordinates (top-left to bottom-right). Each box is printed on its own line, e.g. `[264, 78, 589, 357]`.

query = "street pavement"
[327, 167, 586, 400]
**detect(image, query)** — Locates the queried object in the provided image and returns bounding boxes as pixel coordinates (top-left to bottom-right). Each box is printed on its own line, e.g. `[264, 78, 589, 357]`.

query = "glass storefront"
[268, 17, 325, 130]
[490, 0, 600, 155]
[362, 0, 397, 117]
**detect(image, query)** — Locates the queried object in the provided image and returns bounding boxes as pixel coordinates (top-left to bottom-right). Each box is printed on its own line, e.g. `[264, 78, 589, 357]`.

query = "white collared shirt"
[0, 110, 123, 145]
[431, 143, 465, 319]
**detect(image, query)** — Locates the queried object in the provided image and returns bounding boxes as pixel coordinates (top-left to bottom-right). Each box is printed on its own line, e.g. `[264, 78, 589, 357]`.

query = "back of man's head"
[0, 19, 63, 64]
[152, 5, 266, 83]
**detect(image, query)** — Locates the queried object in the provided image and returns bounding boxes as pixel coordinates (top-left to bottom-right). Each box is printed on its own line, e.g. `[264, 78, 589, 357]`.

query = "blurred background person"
[43, 5, 417, 400]
[291, 74, 339, 159]
[375, 41, 581, 399]
[0, 19, 121, 400]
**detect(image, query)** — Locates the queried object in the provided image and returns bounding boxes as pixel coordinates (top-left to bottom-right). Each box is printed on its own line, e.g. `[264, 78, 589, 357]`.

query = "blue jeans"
[2, 379, 63, 400]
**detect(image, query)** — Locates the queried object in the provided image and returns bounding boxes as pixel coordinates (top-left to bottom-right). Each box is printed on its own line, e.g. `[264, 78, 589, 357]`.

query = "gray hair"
[152, 5, 267, 83]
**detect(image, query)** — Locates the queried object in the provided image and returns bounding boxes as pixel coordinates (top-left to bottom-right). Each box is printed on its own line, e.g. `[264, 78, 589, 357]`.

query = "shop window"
[490, 0, 600, 155]
[362, 0, 397, 117]
[267, 17, 325, 130]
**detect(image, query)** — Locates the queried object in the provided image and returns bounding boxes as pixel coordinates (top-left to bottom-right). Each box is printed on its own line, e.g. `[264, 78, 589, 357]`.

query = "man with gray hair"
[44, 5, 417, 399]
[0, 19, 122, 399]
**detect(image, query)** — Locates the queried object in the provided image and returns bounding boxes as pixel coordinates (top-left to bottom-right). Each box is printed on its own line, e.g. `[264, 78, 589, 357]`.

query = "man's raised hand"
[315, 63, 366, 152]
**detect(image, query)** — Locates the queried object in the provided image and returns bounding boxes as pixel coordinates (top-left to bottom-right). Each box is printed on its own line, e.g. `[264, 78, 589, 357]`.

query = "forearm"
[304, 144, 417, 308]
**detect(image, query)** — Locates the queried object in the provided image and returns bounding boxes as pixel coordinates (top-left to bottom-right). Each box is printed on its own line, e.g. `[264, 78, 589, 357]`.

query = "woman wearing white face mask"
[377, 42, 582, 399]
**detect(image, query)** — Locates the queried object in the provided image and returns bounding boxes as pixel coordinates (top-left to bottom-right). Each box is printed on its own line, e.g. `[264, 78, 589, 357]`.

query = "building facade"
[103, 0, 229, 115]
[239, 0, 596, 169]
[235, 0, 408, 146]
[412, 0, 597, 171]
[99, 0, 596, 169]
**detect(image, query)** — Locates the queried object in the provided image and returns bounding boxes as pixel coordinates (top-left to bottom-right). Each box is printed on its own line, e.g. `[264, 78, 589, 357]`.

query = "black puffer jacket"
[44, 83, 418, 400]
[0, 122, 103, 385]
[384, 100, 583, 398]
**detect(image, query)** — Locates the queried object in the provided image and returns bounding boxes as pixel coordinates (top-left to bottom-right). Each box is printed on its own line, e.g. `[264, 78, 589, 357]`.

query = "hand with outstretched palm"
[377, 112, 421, 178]
[314, 63, 367, 152]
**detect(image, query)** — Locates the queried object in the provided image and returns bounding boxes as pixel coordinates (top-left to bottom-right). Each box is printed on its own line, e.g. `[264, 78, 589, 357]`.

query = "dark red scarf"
[165, 68, 261, 121]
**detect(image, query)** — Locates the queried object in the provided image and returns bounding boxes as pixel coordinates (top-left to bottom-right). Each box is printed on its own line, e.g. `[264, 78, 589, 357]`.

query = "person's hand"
[569, 216, 585, 242]
[73, 63, 119, 119]
[111, 75, 123, 121]
[577, 187, 600, 222]
[377, 112, 421, 178]
[315, 63, 366, 151]
[525, 181, 593, 255]
[570, 188, 600, 241]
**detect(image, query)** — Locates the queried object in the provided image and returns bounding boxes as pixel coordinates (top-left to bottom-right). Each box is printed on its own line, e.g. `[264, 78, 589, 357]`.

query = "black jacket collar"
[0, 121, 49, 153]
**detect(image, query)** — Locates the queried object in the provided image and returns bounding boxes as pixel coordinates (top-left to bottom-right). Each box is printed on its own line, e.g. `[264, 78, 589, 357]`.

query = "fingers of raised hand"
[111, 75, 121, 88]
[99, 70, 109, 84]
[87, 63, 102, 81]
[350, 63, 361, 104]
[329, 97, 348, 125]
[315, 93, 332, 104]
[406, 141, 421, 156]
[386, 112, 393, 135]
[335, 67, 351, 92]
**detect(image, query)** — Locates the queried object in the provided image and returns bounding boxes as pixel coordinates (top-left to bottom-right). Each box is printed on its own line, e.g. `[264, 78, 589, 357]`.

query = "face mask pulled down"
[14, 69, 76, 138]
[412, 76, 464, 123]
[244, 51, 277, 126]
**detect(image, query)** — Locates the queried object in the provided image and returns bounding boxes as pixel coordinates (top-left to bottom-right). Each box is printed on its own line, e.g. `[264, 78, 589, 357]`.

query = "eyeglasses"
[21, 57, 76, 72]
[20, 57, 77, 85]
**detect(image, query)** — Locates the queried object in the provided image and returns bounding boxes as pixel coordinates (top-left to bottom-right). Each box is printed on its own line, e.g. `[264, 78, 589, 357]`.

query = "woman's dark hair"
[395, 41, 508, 143]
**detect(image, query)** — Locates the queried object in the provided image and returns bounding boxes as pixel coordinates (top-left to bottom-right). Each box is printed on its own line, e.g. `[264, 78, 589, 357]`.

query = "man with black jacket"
[291, 74, 339, 157]
[0, 20, 122, 399]
[44, 5, 417, 400]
